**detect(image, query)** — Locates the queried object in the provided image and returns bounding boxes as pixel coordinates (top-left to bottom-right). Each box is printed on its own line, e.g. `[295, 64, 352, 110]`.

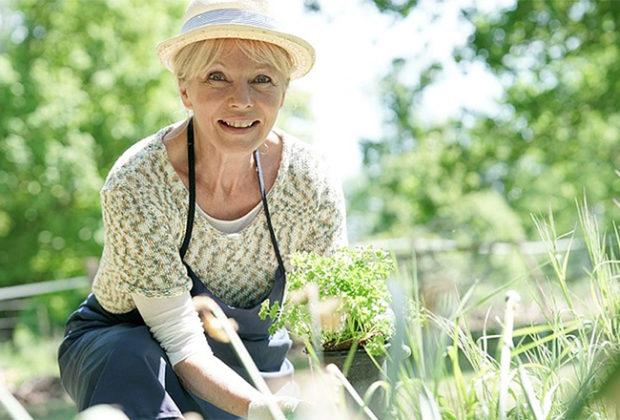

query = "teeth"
[223, 120, 255, 128]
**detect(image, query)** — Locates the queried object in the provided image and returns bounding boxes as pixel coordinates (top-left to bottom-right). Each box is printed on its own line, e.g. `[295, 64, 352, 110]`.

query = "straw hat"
[156, 0, 315, 79]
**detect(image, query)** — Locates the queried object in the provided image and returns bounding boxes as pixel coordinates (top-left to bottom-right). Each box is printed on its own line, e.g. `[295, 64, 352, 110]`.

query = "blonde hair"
[172, 38, 293, 84]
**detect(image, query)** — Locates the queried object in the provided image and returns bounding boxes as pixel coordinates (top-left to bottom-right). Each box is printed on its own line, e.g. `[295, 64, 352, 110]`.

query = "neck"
[192, 126, 260, 197]
[198, 146, 257, 197]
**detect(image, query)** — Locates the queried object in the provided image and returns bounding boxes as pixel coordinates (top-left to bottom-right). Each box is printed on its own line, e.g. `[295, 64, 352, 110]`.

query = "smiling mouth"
[218, 119, 260, 129]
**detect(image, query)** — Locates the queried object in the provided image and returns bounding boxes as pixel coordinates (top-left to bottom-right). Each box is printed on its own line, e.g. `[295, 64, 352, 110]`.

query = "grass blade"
[419, 383, 441, 420]
[498, 291, 520, 420]
[517, 359, 544, 420]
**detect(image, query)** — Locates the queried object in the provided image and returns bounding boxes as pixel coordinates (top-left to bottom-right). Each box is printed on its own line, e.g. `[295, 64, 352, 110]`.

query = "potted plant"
[259, 246, 396, 394]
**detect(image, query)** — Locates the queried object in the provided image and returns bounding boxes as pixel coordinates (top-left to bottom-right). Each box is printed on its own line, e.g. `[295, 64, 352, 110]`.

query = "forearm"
[174, 352, 263, 417]
[132, 292, 263, 416]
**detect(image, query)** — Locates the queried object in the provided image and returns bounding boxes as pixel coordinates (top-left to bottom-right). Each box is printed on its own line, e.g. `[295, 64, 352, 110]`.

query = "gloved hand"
[247, 395, 301, 419]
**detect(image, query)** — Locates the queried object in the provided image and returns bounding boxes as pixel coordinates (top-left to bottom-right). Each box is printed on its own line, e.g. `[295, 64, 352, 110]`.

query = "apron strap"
[253, 148, 286, 273]
[179, 117, 285, 276]
[179, 118, 196, 259]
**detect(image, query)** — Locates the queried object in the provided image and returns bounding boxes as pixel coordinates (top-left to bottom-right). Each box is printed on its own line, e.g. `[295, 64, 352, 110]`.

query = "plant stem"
[0, 382, 33, 420]
[207, 298, 286, 420]
[498, 291, 520, 420]
[326, 363, 379, 420]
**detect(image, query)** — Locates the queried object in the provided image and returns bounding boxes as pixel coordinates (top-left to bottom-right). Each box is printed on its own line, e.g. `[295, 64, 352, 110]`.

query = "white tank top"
[201, 201, 263, 234]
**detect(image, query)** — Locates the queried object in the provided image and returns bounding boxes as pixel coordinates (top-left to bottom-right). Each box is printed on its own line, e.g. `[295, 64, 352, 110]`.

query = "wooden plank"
[0, 318, 19, 330]
[360, 237, 582, 256]
[0, 277, 90, 301]
[0, 300, 28, 311]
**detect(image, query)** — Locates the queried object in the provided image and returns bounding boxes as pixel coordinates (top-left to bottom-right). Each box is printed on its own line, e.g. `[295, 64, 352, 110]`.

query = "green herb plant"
[259, 246, 396, 357]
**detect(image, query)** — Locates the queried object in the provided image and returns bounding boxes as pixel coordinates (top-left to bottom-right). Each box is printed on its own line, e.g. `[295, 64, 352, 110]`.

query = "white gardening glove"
[247, 395, 301, 420]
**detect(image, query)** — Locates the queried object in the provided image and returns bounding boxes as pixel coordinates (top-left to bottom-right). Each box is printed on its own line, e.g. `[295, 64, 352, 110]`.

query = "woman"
[57, 1, 347, 419]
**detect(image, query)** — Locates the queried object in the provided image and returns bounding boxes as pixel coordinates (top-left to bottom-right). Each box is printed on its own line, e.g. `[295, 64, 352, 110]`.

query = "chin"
[220, 137, 265, 155]
[217, 128, 270, 150]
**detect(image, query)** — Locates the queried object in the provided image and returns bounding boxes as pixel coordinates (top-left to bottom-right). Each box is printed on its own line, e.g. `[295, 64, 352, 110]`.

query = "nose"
[228, 82, 253, 109]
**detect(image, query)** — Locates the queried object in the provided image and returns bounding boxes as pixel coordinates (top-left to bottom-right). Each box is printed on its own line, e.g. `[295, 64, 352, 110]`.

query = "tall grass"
[375, 200, 620, 419]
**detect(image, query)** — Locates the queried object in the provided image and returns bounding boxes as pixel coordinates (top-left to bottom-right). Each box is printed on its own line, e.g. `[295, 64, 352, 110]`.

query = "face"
[179, 39, 287, 155]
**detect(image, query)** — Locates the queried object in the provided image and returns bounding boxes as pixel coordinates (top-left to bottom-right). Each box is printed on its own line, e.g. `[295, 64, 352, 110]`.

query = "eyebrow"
[208, 61, 276, 73]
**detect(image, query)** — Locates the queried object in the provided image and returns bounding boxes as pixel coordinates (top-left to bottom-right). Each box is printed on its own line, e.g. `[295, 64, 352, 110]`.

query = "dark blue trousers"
[58, 309, 238, 419]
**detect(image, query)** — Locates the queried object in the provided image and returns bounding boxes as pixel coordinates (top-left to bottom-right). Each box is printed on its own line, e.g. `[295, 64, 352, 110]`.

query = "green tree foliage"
[304, 0, 418, 16]
[464, 0, 620, 233]
[0, 0, 185, 285]
[350, 0, 620, 240]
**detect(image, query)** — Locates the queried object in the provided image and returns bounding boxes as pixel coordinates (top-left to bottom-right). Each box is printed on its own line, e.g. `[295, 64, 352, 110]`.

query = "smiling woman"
[56, 1, 347, 419]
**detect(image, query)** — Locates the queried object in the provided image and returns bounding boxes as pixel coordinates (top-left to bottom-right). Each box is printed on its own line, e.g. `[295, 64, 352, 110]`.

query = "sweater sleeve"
[132, 292, 212, 366]
[95, 185, 192, 298]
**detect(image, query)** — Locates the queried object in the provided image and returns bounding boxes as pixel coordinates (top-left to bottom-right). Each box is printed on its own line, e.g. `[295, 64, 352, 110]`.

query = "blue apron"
[58, 118, 292, 419]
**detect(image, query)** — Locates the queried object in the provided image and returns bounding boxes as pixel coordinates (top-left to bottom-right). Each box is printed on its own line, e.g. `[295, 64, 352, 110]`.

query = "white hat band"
[182, 8, 277, 33]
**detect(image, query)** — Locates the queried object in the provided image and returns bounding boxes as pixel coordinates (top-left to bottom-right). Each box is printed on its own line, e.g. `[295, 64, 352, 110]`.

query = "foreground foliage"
[377, 202, 620, 419]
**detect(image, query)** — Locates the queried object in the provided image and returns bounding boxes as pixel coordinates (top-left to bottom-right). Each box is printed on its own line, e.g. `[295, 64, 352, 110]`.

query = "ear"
[178, 80, 192, 110]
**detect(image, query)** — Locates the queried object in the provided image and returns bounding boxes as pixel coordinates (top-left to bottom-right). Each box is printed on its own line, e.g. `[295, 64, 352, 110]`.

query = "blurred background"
[0, 0, 618, 417]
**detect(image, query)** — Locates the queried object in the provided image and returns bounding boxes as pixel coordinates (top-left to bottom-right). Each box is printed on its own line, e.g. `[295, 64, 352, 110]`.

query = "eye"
[207, 71, 227, 82]
[253, 74, 272, 84]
